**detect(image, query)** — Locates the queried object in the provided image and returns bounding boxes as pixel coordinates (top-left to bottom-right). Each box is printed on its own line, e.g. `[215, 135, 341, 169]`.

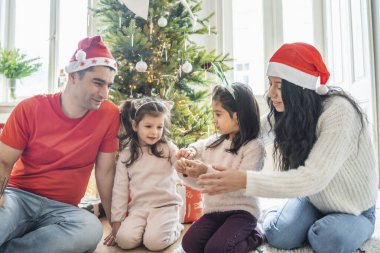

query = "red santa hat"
[266, 42, 330, 95]
[65, 35, 117, 73]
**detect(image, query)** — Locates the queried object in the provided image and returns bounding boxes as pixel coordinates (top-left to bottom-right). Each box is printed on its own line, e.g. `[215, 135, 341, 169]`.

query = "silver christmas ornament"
[158, 16, 168, 27]
[181, 61, 193, 73]
[135, 60, 148, 72]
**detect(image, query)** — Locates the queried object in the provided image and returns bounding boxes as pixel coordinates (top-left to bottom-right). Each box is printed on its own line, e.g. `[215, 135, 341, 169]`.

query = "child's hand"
[176, 148, 196, 159]
[176, 158, 208, 178]
[185, 159, 208, 178]
[103, 222, 121, 246]
[176, 158, 189, 177]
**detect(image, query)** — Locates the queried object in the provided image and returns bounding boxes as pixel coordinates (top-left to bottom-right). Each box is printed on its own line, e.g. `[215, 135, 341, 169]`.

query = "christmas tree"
[93, 0, 231, 147]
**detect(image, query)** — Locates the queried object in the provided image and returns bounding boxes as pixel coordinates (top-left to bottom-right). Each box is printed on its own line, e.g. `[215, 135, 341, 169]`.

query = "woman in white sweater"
[194, 43, 378, 253]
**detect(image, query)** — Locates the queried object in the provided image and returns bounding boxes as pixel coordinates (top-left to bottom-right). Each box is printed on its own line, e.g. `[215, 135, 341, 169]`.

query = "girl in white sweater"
[196, 43, 378, 253]
[104, 97, 183, 251]
[176, 83, 265, 253]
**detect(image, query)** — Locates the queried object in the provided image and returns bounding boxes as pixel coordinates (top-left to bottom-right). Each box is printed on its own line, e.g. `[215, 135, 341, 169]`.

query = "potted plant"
[0, 47, 42, 100]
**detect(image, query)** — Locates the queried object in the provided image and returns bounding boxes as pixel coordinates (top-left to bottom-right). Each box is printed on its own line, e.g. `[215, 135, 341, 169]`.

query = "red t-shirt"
[0, 93, 120, 205]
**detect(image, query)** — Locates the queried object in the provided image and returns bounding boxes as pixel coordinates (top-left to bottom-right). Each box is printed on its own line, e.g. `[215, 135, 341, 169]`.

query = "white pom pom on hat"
[316, 84, 329, 95]
[75, 50, 86, 61]
[65, 35, 117, 73]
[266, 42, 330, 95]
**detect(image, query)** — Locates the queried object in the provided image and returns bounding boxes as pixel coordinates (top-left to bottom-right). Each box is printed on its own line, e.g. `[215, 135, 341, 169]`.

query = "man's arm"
[94, 151, 116, 223]
[0, 141, 23, 206]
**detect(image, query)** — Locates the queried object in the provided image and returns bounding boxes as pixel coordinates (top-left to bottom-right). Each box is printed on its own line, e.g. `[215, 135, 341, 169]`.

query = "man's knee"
[71, 211, 103, 251]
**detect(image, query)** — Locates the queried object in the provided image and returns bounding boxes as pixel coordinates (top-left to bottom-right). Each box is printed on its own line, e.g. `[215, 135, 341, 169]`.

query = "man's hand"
[197, 166, 247, 195]
[0, 196, 4, 207]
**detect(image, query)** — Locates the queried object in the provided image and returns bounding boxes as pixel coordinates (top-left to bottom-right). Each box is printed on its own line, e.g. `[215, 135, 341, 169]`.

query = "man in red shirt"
[0, 35, 120, 253]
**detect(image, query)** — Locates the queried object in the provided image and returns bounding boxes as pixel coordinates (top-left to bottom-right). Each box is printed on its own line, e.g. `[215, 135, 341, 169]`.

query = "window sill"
[0, 103, 16, 113]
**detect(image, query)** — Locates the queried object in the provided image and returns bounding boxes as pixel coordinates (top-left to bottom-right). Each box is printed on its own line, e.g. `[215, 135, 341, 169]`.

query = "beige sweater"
[179, 136, 265, 219]
[111, 142, 182, 222]
[247, 96, 378, 215]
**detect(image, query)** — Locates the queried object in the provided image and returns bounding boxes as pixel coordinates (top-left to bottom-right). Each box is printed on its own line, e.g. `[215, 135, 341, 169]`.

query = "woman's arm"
[201, 98, 362, 198]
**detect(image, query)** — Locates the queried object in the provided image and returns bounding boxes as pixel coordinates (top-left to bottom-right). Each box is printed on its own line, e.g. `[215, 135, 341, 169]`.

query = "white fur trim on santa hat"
[65, 57, 117, 73]
[267, 62, 318, 90]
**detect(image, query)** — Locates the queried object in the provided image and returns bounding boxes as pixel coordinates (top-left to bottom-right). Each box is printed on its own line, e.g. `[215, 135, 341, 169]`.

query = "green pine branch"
[93, 0, 232, 147]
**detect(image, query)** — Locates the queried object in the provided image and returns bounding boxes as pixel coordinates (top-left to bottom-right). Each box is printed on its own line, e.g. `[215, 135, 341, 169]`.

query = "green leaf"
[0, 47, 42, 79]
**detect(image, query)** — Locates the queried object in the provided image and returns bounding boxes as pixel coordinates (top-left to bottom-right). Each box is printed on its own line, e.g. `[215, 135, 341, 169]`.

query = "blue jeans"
[0, 188, 102, 253]
[263, 197, 376, 253]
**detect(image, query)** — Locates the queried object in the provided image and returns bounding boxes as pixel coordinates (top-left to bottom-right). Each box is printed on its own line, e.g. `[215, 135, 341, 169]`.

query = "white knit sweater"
[247, 96, 378, 215]
[111, 141, 182, 222]
[179, 136, 265, 219]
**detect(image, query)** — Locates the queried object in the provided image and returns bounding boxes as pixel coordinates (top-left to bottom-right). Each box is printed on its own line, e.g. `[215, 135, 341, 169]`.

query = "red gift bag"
[177, 184, 203, 223]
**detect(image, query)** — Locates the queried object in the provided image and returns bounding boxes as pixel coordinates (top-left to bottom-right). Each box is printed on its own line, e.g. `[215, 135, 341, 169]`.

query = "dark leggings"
[182, 210, 264, 253]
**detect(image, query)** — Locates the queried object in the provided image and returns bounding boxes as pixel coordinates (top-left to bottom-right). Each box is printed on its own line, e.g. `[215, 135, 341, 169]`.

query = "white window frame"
[216, 0, 325, 77]
[0, 0, 95, 105]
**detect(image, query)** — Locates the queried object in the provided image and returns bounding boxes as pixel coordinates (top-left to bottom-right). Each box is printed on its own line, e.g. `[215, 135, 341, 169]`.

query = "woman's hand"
[103, 222, 121, 246]
[197, 166, 247, 195]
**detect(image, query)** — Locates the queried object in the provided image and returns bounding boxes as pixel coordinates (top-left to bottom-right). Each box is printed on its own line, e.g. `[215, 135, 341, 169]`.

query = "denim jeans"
[263, 197, 376, 253]
[0, 187, 103, 253]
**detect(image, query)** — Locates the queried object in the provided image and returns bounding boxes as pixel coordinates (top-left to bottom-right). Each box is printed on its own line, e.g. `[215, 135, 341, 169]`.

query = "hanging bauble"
[135, 60, 148, 72]
[181, 61, 193, 73]
[158, 16, 168, 27]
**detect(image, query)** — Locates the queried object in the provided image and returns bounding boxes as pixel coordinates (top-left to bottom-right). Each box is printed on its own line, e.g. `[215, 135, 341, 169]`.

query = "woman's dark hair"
[266, 79, 366, 171]
[207, 82, 261, 154]
[119, 97, 171, 168]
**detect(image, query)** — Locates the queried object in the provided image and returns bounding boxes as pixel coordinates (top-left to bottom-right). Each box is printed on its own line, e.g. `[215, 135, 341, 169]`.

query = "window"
[226, 0, 317, 98]
[282, 0, 314, 44]
[13, 0, 50, 100]
[231, 0, 265, 95]
[0, 0, 90, 104]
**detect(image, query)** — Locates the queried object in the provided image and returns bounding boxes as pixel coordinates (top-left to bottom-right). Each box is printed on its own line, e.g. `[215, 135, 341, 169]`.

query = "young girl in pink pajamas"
[176, 83, 265, 253]
[104, 97, 183, 251]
